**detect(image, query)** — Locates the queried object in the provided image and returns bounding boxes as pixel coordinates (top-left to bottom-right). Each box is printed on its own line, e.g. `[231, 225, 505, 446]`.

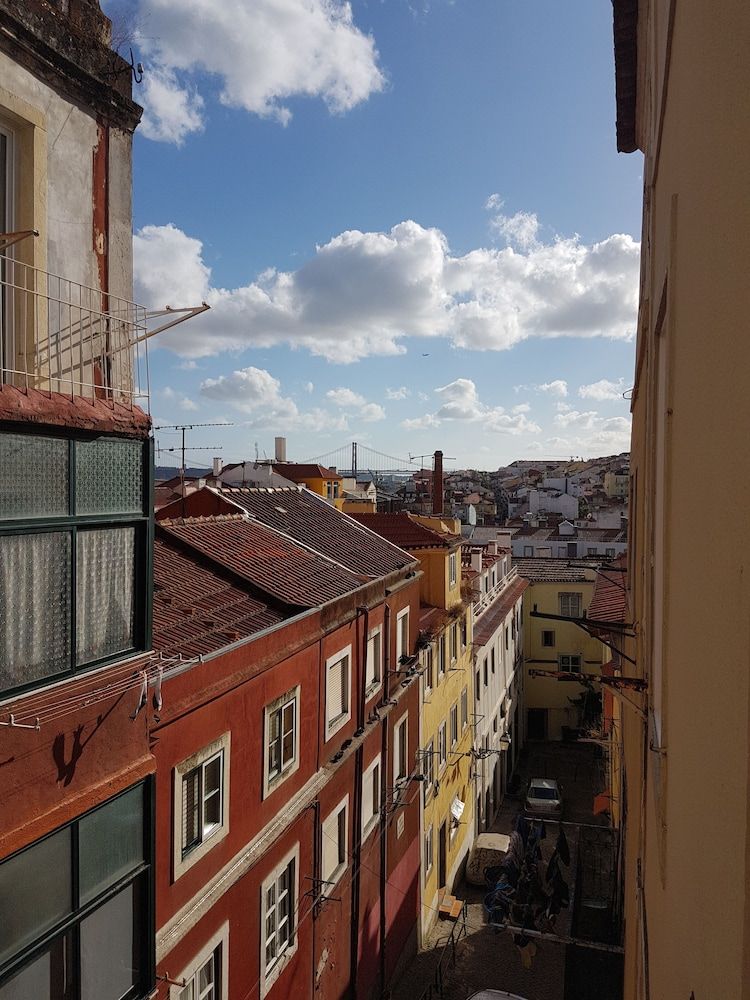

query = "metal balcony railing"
[0, 233, 149, 407]
[472, 565, 519, 619]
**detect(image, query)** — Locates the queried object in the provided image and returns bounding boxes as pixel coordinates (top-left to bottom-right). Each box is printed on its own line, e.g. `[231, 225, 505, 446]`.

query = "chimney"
[432, 450, 443, 516]
[274, 437, 287, 462]
[471, 549, 483, 573]
[212, 456, 222, 477]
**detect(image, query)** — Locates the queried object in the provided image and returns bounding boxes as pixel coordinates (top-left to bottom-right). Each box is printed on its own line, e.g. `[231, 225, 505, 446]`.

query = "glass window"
[542, 630, 555, 648]
[326, 650, 350, 737]
[365, 627, 382, 691]
[80, 876, 145, 1000]
[422, 742, 434, 803]
[267, 694, 297, 784]
[0, 933, 73, 1000]
[0, 828, 72, 966]
[75, 438, 143, 515]
[182, 751, 224, 857]
[396, 610, 410, 662]
[559, 592, 583, 617]
[79, 783, 144, 904]
[264, 856, 296, 976]
[461, 687, 468, 730]
[76, 527, 136, 665]
[0, 434, 69, 519]
[0, 532, 71, 691]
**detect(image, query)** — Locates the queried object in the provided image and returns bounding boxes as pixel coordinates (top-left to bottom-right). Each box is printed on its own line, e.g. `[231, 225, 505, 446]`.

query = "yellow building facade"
[611, 2, 750, 997]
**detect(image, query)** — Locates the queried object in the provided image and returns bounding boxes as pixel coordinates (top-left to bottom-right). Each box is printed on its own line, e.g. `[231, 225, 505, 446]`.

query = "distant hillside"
[155, 465, 210, 481]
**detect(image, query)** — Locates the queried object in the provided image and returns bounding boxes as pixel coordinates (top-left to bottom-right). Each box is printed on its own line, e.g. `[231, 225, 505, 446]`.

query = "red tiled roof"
[350, 512, 461, 550]
[220, 488, 416, 579]
[588, 557, 628, 624]
[154, 486, 180, 509]
[273, 462, 342, 481]
[158, 514, 364, 608]
[0, 385, 150, 438]
[513, 558, 594, 584]
[153, 535, 283, 657]
[472, 577, 528, 647]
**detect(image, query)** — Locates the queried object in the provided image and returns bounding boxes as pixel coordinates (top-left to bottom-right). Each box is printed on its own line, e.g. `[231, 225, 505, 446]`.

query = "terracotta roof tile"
[350, 512, 461, 550]
[158, 514, 364, 608]
[472, 578, 528, 648]
[221, 488, 416, 578]
[513, 558, 595, 584]
[273, 462, 342, 480]
[153, 535, 284, 657]
[0, 385, 150, 438]
[588, 557, 629, 624]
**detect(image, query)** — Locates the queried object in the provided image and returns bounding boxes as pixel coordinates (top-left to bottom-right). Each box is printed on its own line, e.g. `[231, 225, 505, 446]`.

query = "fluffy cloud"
[134, 214, 640, 363]
[135, 0, 385, 141]
[403, 378, 541, 435]
[325, 387, 385, 421]
[386, 386, 410, 400]
[539, 380, 569, 397]
[552, 410, 632, 453]
[200, 366, 347, 432]
[162, 386, 198, 411]
[577, 377, 627, 401]
[486, 194, 540, 251]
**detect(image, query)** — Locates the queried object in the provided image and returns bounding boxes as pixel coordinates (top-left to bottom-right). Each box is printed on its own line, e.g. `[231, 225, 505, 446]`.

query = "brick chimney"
[432, 450, 443, 516]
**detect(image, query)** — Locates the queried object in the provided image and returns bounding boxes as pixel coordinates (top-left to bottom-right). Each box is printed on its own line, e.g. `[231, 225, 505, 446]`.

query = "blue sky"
[109, 0, 643, 470]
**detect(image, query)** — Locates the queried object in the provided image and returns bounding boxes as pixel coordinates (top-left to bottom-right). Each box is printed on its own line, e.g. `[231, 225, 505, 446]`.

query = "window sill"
[325, 710, 352, 742]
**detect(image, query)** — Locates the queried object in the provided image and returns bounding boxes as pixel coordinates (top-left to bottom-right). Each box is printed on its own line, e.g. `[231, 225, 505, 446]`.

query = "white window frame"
[449, 552, 457, 587]
[422, 643, 434, 696]
[173, 732, 231, 881]
[450, 623, 458, 664]
[438, 721, 447, 773]
[450, 703, 459, 748]
[260, 845, 299, 998]
[172, 921, 229, 1000]
[422, 740, 435, 803]
[559, 653, 582, 671]
[396, 608, 410, 663]
[325, 644, 352, 741]
[365, 625, 383, 696]
[424, 825, 434, 879]
[263, 687, 300, 798]
[393, 712, 409, 786]
[362, 756, 382, 839]
[321, 794, 349, 887]
[461, 687, 468, 731]
[559, 592, 583, 618]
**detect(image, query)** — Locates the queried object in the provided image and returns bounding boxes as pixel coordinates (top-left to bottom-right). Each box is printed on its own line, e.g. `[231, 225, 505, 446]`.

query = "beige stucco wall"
[622, 3, 750, 998]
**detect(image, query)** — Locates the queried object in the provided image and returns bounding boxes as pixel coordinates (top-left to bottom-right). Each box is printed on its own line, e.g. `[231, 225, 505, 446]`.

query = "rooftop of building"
[588, 556, 629, 624]
[513, 558, 595, 584]
[349, 511, 462, 551]
[272, 462, 342, 481]
[473, 577, 529, 647]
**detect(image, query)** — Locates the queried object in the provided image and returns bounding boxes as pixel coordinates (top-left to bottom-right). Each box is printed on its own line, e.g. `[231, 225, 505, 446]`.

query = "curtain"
[76, 527, 135, 665]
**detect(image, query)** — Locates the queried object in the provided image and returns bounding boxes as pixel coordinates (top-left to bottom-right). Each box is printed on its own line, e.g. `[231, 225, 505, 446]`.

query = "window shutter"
[327, 657, 347, 728]
[182, 769, 200, 853]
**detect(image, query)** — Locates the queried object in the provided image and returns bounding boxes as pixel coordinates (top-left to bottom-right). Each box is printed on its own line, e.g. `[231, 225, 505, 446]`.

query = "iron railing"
[0, 232, 149, 407]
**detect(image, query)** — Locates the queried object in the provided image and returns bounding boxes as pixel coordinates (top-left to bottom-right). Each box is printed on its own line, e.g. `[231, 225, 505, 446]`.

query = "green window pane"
[0, 933, 73, 1000]
[75, 439, 143, 515]
[76, 527, 135, 665]
[79, 877, 145, 1000]
[0, 434, 69, 519]
[0, 828, 72, 966]
[78, 784, 144, 905]
[0, 532, 72, 692]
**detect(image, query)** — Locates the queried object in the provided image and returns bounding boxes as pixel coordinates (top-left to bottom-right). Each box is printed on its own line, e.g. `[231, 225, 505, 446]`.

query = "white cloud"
[139, 66, 205, 145]
[403, 378, 541, 435]
[200, 366, 347, 431]
[551, 410, 632, 454]
[161, 385, 198, 411]
[577, 377, 627, 401]
[486, 195, 540, 251]
[512, 402, 531, 414]
[135, 0, 385, 141]
[304, 381, 315, 394]
[554, 408, 600, 431]
[134, 215, 639, 364]
[538, 380, 569, 397]
[326, 386, 385, 421]
[386, 386, 410, 400]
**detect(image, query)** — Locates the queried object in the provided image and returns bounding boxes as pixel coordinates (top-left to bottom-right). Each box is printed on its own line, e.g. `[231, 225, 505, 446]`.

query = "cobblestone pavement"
[390, 742, 615, 1000]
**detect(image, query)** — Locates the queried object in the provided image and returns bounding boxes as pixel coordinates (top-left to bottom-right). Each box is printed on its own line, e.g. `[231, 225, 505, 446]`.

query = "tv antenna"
[154, 421, 233, 516]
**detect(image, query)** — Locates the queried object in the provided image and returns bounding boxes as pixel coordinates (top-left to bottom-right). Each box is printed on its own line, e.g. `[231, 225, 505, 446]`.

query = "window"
[438, 633, 446, 678]
[493, 715, 498, 734]
[174, 733, 231, 879]
[333, 481, 340, 499]
[265, 689, 299, 795]
[559, 592, 583, 618]
[460, 613, 468, 649]
[504, 627, 509, 651]
[261, 848, 298, 994]
[0, 433, 149, 697]
[396, 608, 410, 663]
[491, 569, 497, 588]
[362, 757, 381, 837]
[322, 796, 348, 886]
[475, 668, 481, 701]
[325, 646, 351, 740]
[393, 714, 408, 784]
[424, 826, 434, 876]
[542, 630, 555, 648]
[559, 653, 582, 672]
[586, 546, 597, 556]
[450, 703, 458, 748]
[422, 741, 434, 803]
[605, 547, 616, 559]
[438, 721, 447, 772]
[422, 644, 434, 694]
[483, 658, 488, 687]
[365, 626, 383, 693]
[491, 648, 495, 674]
[523, 545, 533, 556]
[450, 623, 458, 663]
[175, 925, 228, 1000]
[567, 542, 577, 558]
[461, 687, 468, 730]
[449, 551, 457, 587]
[0, 782, 152, 999]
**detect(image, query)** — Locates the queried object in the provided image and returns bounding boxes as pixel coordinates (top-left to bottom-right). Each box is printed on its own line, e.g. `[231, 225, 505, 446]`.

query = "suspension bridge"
[303, 442, 451, 480]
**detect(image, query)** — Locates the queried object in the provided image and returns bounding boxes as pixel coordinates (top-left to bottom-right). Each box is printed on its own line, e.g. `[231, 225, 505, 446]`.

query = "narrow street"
[391, 742, 622, 1000]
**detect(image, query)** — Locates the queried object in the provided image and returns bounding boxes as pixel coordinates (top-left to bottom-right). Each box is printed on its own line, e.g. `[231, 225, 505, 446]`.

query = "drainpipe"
[379, 603, 392, 994]
[350, 605, 369, 996]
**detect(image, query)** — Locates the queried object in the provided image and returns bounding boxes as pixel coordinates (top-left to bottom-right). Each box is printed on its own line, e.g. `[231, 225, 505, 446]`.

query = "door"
[527, 708, 547, 740]
[485, 788, 492, 829]
[438, 820, 447, 889]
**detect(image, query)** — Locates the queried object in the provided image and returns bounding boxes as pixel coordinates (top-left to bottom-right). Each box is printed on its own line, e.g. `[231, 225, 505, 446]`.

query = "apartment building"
[612, 2, 750, 997]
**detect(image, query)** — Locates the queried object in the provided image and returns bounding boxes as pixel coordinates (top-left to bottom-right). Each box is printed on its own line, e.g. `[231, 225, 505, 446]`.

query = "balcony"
[1, 236, 150, 407]
[472, 565, 519, 620]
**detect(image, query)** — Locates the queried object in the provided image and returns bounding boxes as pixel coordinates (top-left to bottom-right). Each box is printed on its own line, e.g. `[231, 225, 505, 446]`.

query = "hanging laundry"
[556, 826, 571, 866]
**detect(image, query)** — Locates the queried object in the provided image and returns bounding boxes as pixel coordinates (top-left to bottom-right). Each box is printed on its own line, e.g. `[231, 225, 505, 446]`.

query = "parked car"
[465, 833, 511, 886]
[467, 991, 530, 999]
[524, 777, 563, 817]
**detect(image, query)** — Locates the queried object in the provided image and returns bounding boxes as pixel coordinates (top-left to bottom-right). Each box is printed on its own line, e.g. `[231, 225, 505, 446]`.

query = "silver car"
[524, 777, 563, 817]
